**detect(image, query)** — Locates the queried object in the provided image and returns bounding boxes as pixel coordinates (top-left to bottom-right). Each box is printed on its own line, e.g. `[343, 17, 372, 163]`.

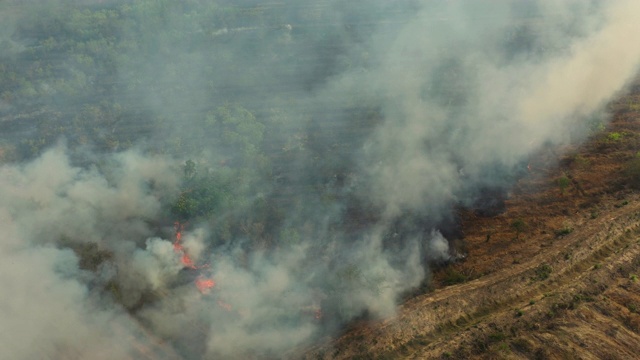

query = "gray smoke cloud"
[356, 0, 640, 218]
[1, 0, 640, 359]
[0, 144, 182, 359]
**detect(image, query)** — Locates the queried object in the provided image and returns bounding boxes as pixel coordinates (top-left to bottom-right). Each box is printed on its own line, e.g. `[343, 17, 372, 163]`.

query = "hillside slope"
[301, 80, 640, 359]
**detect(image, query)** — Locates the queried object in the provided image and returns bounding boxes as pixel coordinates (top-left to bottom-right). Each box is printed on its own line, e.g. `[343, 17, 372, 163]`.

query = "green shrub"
[488, 331, 506, 342]
[533, 264, 553, 281]
[497, 342, 510, 352]
[511, 218, 528, 239]
[607, 132, 623, 142]
[588, 119, 606, 133]
[556, 175, 571, 194]
[555, 226, 573, 237]
[442, 268, 468, 286]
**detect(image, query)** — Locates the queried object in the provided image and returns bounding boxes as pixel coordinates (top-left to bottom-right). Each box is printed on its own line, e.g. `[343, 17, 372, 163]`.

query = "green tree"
[184, 159, 197, 180]
[511, 218, 528, 240]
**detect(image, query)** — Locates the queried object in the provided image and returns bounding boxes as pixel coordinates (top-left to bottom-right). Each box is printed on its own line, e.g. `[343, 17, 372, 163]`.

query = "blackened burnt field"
[1, 1, 640, 359]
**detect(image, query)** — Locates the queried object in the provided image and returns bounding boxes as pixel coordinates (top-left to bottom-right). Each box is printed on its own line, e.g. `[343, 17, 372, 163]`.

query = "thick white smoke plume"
[358, 0, 640, 218]
[0, 145, 182, 359]
[1, 0, 640, 359]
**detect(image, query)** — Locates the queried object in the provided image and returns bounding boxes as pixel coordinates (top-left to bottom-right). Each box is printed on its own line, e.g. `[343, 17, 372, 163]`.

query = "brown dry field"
[300, 79, 640, 359]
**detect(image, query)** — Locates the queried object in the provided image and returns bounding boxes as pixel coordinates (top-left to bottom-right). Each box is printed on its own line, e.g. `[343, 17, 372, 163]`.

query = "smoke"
[1, 0, 640, 359]
[357, 0, 640, 219]
[0, 144, 183, 359]
[427, 230, 451, 263]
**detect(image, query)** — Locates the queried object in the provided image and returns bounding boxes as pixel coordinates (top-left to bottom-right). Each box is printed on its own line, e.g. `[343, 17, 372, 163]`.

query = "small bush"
[572, 293, 595, 306]
[607, 132, 623, 142]
[442, 268, 468, 286]
[556, 175, 571, 194]
[534, 264, 553, 281]
[511, 218, 528, 239]
[588, 119, 606, 133]
[614, 200, 629, 208]
[488, 331, 507, 342]
[497, 342, 510, 352]
[555, 226, 574, 237]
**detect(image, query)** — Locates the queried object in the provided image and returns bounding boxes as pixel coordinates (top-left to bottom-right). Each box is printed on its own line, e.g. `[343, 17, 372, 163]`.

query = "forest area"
[1, 1, 639, 359]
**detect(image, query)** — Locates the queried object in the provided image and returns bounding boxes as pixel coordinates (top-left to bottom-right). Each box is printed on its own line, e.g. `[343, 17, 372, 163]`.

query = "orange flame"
[195, 276, 216, 294]
[181, 254, 196, 269]
[173, 222, 197, 269]
[171, 222, 322, 318]
[173, 222, 221, 299]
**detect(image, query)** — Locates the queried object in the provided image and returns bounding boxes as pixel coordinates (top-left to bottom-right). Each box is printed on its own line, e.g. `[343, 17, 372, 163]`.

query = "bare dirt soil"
[301, 80, 640, 359]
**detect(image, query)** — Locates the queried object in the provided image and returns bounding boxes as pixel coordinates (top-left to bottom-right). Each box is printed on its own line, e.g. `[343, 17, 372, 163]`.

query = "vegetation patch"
[533, 263, 553, 281]
[511, 218, 528, 239]
[573, 154, 591, 169]
[555, 226, 574, 237]
[607, 132, 624, 142]
[442, 268, 469, 286]
[556, 174, 572, 194]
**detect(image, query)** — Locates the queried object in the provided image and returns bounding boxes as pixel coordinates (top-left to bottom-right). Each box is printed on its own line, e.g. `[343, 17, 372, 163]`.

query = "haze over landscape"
[1, 1, 640, 359]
